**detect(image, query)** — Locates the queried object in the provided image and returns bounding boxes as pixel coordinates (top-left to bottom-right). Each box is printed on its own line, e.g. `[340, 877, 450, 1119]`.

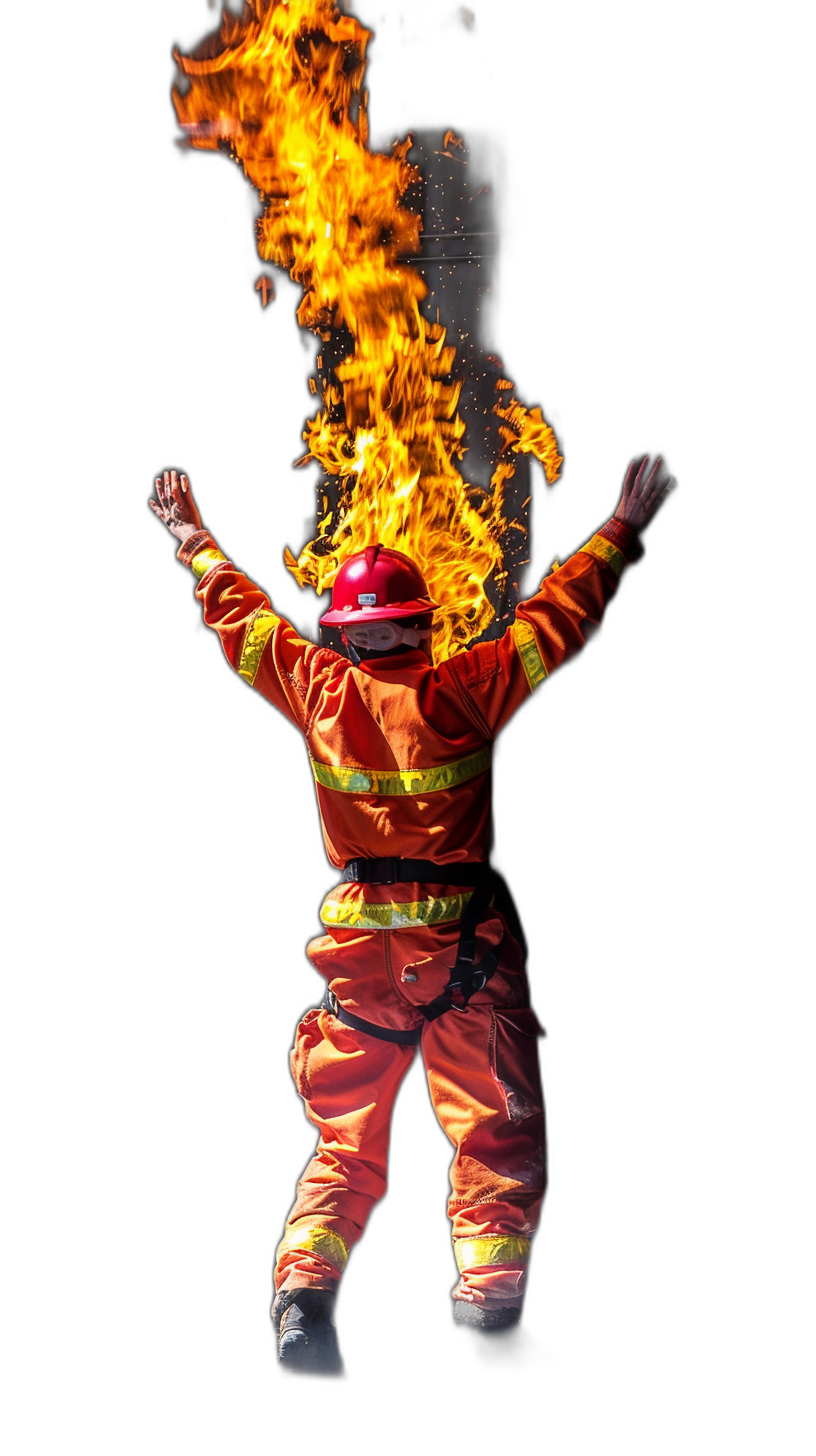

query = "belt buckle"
[370, 857, 400, 885]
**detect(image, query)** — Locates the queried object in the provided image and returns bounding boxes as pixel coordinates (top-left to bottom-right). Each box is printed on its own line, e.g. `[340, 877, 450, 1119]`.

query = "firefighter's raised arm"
[448, 455, 675, 734]
[149, 469, 330, 731]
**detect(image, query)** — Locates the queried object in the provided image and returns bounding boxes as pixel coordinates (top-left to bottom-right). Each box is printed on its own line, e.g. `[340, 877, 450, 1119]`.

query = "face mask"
[344, 621, 432, 652]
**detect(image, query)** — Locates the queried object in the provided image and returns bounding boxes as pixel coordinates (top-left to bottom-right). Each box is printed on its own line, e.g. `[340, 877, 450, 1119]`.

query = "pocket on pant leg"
[290, 1008, 323, 1101]
[490, 1007, 545, 1123]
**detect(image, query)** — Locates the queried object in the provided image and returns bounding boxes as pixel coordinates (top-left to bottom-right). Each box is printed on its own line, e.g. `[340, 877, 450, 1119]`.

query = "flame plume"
[173, 0, 561, 660]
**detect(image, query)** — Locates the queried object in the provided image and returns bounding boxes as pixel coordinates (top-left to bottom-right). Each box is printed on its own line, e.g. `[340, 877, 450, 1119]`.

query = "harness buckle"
[343, 857, 401, 884]
[449, 988, 469, 1012]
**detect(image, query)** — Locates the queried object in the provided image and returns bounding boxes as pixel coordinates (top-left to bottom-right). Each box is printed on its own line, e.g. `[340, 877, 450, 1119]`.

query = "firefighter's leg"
[422, 1002, 547, 1314]
[275, 1005, 416, 1294]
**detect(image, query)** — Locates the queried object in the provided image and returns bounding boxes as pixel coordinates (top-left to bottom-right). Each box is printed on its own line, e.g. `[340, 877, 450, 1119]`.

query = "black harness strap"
[487, 868, 528, 962]
[323, 989, 422, 1045]
[416, 932, 505, 1023]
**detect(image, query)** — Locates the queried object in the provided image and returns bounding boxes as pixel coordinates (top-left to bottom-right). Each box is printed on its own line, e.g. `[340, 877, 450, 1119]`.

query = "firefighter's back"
[306, 647, 493, 874]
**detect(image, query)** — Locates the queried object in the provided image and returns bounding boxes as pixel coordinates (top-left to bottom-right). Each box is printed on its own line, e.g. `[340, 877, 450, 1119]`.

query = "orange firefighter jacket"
[178, 518, 641, 929]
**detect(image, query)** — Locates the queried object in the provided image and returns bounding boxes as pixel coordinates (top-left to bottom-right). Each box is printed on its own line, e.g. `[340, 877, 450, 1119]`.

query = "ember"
[173, 0, 561, 660]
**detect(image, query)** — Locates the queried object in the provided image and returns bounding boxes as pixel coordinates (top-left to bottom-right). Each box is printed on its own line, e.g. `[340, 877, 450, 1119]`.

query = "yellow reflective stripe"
[238, 608, 280, 686]
[320, 892, 473, 931]
[581, 532, 624, 576]
[310, 746, 491, 797]
[512, 619, 548, 692]
[454, 1235, 531, 1272]
[276, 1224, 349, 1272]
[191, 548, 227, 579]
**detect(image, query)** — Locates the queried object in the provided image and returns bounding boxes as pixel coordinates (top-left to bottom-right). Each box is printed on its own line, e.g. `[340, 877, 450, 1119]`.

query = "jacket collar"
[355, 648, 430, 674]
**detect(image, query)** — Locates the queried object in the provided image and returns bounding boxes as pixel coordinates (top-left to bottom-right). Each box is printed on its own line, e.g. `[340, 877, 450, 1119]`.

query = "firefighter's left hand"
[149, 469, 202, 541]
[614, 455, 675, 532]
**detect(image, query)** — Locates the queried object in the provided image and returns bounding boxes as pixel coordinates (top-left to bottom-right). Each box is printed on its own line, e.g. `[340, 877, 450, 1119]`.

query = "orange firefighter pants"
[275, 907, 547, 1309]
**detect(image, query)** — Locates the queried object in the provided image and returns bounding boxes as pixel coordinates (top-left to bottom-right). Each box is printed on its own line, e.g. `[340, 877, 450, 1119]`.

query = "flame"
[173, 0, 561, 660]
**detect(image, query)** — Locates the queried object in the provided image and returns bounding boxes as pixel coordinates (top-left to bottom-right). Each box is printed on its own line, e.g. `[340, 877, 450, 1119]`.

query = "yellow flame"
[173, 0, 561, 659]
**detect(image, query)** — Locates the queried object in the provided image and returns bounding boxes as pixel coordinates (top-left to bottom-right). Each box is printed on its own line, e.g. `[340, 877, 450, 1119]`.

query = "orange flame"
[173, 0, 561, 659]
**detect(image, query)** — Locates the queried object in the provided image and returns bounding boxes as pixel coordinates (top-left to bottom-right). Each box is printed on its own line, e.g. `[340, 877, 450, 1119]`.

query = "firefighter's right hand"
[149, 468, 203, 542]
[613, 455, 674, 532]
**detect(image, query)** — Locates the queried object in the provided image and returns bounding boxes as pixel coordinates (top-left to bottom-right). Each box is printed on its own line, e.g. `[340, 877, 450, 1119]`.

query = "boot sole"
[278, 1331, 343, 1374]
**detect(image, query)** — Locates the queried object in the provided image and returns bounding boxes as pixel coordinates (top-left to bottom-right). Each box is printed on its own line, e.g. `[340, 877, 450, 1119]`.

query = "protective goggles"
[343, 620, 433, 652]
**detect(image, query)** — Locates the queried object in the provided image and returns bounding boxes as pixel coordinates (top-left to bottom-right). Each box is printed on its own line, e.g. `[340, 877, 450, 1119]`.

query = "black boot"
[451, 1304, 521, 1356]
[271, 1288, 342, 1373]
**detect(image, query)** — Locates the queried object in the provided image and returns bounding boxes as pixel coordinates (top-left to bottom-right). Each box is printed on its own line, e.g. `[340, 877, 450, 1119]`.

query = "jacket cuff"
[597, 517, 644, 563]
[177, 529, 214, 562]
[177, 531, 231, 580]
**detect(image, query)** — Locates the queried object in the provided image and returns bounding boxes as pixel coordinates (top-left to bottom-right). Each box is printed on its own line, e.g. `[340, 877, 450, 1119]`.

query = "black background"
[111, 0, 711, 1432]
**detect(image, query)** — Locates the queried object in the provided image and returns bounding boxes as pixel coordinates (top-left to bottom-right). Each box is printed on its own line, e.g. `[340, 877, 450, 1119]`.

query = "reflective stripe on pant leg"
[451, 1232, 533, 1307]
[275, 1221, 349, 1292]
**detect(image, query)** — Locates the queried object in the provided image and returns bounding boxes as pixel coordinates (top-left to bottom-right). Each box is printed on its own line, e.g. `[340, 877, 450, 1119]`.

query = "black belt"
[341, 857, 488, 887]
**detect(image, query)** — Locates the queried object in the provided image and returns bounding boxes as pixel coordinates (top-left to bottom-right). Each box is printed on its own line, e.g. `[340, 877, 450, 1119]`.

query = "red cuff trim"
[597, 518, 644, 563]
[177, 530, 216, 567]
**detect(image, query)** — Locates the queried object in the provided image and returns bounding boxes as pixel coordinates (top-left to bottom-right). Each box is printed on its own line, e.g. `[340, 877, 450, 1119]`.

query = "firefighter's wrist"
[175, 521, 201, 544]
[599, 517, 644, 563]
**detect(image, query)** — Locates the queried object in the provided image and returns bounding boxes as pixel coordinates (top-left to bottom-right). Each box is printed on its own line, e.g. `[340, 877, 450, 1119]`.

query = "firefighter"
[149, 456, 672, 1371]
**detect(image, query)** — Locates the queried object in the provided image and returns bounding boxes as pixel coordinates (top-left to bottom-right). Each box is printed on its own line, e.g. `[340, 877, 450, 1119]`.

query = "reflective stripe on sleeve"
[238, 608, 281, 686]
[580, 533, 625, 576]
[319, 892, 473, 931]
[310, 745, 491, 797]
[512, 619, 548, 692]
[454, 1235, 531, 1271]
[191, 548, 228, 579]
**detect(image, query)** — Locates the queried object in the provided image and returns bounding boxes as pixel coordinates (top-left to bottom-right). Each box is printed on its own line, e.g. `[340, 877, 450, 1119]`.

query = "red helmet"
[319, 544, 437, 626]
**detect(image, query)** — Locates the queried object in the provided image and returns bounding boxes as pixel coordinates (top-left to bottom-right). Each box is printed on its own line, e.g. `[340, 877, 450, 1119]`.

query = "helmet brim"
[320, 596, 437, 627]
